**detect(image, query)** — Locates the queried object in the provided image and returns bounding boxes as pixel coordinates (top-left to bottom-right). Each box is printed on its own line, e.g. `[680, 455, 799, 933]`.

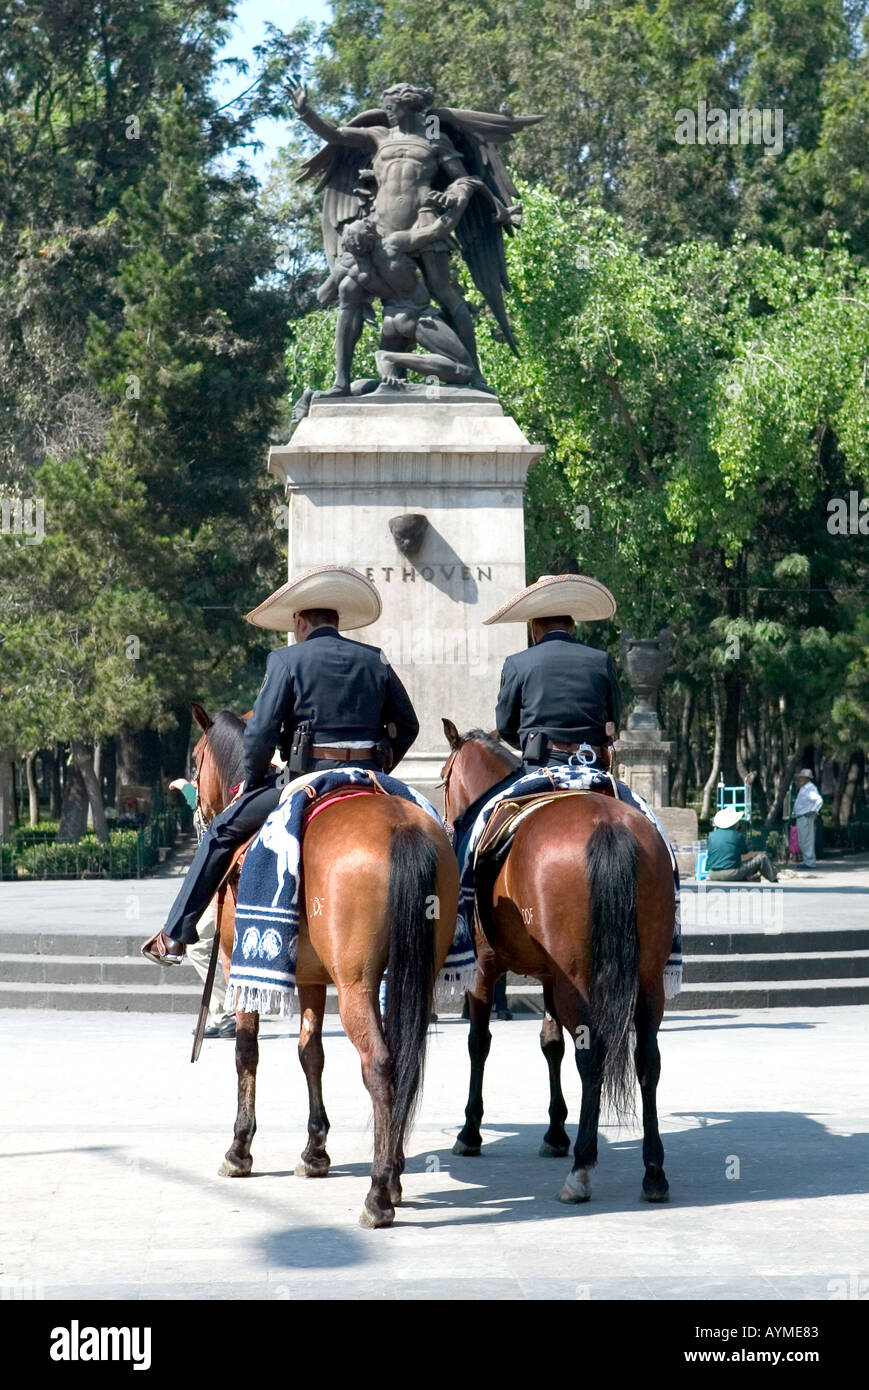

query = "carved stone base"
[615, 735, 675, 809]
[268, 396, 543, 796]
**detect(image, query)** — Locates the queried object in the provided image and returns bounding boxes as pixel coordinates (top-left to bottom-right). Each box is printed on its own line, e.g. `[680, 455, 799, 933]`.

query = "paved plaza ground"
[1, 1001, 867, 1300]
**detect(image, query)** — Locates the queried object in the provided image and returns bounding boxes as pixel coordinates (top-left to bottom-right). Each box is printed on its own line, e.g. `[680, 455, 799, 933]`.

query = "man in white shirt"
[793, 770, 823, 868]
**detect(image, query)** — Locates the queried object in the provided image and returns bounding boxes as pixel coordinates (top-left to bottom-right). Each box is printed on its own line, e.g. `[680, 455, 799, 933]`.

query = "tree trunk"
[160, 704, 193, 785]
[742, 691, 767, 821]
[25, 751, 39, 827]
[103, 737, 117, 810]
[832, 758, 848, 824]
[721, 670, 741, 786]
[838, 751, 865, 827]
[57, 757, 89, 843]
[86, 742, 102, 832]
[49, 745, 63, 819]
[0, 747, 16, 839]
[764, 750, 804, 829]
[71, 739, 109, 843]
[670, 688, 694, 808]
[689, 693, 707, 794]
[700, 684, 723, 821]
[116, 726, 163, 810]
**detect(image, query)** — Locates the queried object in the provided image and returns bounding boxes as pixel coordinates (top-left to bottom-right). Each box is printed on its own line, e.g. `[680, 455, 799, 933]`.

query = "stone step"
[682, 928, 869, 955]
[2, 969, 867, 1012]
[0, 980, 203, 1013]
[0, 953, 202, 986]
[5, 923, 868, 959]
[684, 950, 869, 982]
[666, 978, 869, 1009]
[0, 930, 149, 957]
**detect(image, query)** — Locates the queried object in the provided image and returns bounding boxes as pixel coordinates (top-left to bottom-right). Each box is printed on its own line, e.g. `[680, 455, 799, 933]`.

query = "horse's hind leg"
[338, 981, 397, 1229]
[635, 990, 669, 1202]
[219, 1010, 259, 1177]
[295, 984, 330, 1178]
[452, 958, 497, 1157]
[553, 982, 604, 1203]
[539, 983, 570, 1157]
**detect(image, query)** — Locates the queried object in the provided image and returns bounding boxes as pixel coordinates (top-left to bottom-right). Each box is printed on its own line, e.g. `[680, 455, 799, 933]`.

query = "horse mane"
[461, 728, 521, 773]
[206, 709, 248, 800]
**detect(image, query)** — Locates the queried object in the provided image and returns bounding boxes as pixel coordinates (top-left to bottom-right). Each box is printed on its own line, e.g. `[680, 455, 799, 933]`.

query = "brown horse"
[441, 720, 674, 1204]
[190, 704, 459, 1227]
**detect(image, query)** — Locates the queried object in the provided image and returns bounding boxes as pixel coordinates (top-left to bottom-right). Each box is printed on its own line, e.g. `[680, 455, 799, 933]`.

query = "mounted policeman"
[445, 573, 679, 891]
[486, 573, 621, 774]
[142, 565, 418, 964]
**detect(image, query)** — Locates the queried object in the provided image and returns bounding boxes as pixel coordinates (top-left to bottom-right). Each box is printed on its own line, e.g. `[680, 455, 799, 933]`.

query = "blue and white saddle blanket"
[457, 765, 682, 1000]
[224, 768, 476, 1017]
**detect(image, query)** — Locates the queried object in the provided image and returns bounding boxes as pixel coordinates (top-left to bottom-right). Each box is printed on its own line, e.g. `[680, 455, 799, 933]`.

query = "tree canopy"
[1, 0, 867, 839]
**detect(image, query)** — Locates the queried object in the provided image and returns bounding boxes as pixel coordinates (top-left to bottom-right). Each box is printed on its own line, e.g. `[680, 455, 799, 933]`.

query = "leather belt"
[311, 745, 374, 762]
[548, 741, 614, 771]
[550, 740, 610, 758]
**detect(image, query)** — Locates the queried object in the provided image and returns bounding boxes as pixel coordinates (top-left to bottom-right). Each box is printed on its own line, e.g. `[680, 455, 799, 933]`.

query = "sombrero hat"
[245, 565, 382, 632]
[483, 574, 617, 626]
[712, 806, 743, 829]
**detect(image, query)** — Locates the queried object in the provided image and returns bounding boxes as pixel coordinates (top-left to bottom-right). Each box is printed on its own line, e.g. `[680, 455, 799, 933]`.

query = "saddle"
[223, 781, 386, 890]
[472, 782, 619, 935]
[474, 781, 618, 866]
[302, 778, 385, 828]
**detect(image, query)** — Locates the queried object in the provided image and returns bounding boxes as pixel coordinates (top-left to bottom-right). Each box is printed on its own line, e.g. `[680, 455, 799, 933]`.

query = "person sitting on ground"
[706, 806, 778, 882]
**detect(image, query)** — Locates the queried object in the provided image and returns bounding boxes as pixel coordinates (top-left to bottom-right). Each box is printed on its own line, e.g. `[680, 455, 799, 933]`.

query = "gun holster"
[374, 738, 394, 774]
[524, 730, 549, 765]
[288, 721, 313, 775]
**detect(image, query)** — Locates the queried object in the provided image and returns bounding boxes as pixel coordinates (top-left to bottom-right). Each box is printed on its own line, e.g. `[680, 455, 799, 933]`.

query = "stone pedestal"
[268, 392, 543, 793]
[615, 628, 673, 808]
[615, 734, 674, 809]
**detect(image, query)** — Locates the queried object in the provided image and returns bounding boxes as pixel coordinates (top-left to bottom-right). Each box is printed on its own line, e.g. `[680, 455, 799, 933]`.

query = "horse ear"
[192, 702, 213, 731]
[442, 718, 461, 750]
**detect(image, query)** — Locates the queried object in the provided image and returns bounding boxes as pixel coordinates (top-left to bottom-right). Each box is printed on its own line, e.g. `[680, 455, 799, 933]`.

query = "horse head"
[190, 705, 251, 824]
[440, 718, 520, 825]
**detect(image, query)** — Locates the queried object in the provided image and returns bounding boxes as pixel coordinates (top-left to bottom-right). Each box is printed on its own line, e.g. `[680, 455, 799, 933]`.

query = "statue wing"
[298, 109, 386, 268]
[434, 108, 543, 355]
[435, 107, 543, 203]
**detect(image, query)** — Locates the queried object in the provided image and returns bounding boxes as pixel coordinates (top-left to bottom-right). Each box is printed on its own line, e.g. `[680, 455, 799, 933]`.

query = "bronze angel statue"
[288, 79, 541, 395]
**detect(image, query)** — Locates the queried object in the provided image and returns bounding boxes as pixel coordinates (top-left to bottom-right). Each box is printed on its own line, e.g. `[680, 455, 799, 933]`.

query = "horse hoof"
[557, 1169, 592, 1203]
[218, 1155, 252, 1178]
[539, 1141, 570, 1158]
[641, 1185, 670, 1203]
[294, 1159, 330, 1178]
[452, 1138, 481, 1157]
[359, 1203, 394, 1229]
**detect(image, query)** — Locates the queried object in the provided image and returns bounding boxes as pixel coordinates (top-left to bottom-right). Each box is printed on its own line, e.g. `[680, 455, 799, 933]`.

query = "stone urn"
[620, 628, 672, 735]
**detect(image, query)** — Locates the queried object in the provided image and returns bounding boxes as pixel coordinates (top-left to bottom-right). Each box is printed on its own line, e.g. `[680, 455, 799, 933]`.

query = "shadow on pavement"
[328, 1108, 869, 1226]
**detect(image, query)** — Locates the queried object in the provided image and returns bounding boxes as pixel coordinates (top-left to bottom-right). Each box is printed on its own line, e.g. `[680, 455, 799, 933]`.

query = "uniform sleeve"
[605, 654, 623, 732]
[495, 657, 522, 749]
[243, 651, 293, 787]
[381, 661, 419, 767]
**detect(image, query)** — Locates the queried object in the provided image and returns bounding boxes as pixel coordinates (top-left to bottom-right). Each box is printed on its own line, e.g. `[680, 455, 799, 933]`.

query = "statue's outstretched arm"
[287, 79, 376, 149]
[386, 210, 457, 254]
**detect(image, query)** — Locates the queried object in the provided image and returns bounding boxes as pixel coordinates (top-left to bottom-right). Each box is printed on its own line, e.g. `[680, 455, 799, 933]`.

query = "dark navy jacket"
[495, 631, 622, 755]
[242, 628, 419, 787]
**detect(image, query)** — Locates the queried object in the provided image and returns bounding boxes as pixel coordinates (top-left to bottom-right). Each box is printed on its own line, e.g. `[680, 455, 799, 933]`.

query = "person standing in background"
[793, 770, 823, 869]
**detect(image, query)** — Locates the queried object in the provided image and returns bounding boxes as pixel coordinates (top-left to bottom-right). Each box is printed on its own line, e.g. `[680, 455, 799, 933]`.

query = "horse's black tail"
[383, 822, 439, 1148]
[586, 820, 640, 1121]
